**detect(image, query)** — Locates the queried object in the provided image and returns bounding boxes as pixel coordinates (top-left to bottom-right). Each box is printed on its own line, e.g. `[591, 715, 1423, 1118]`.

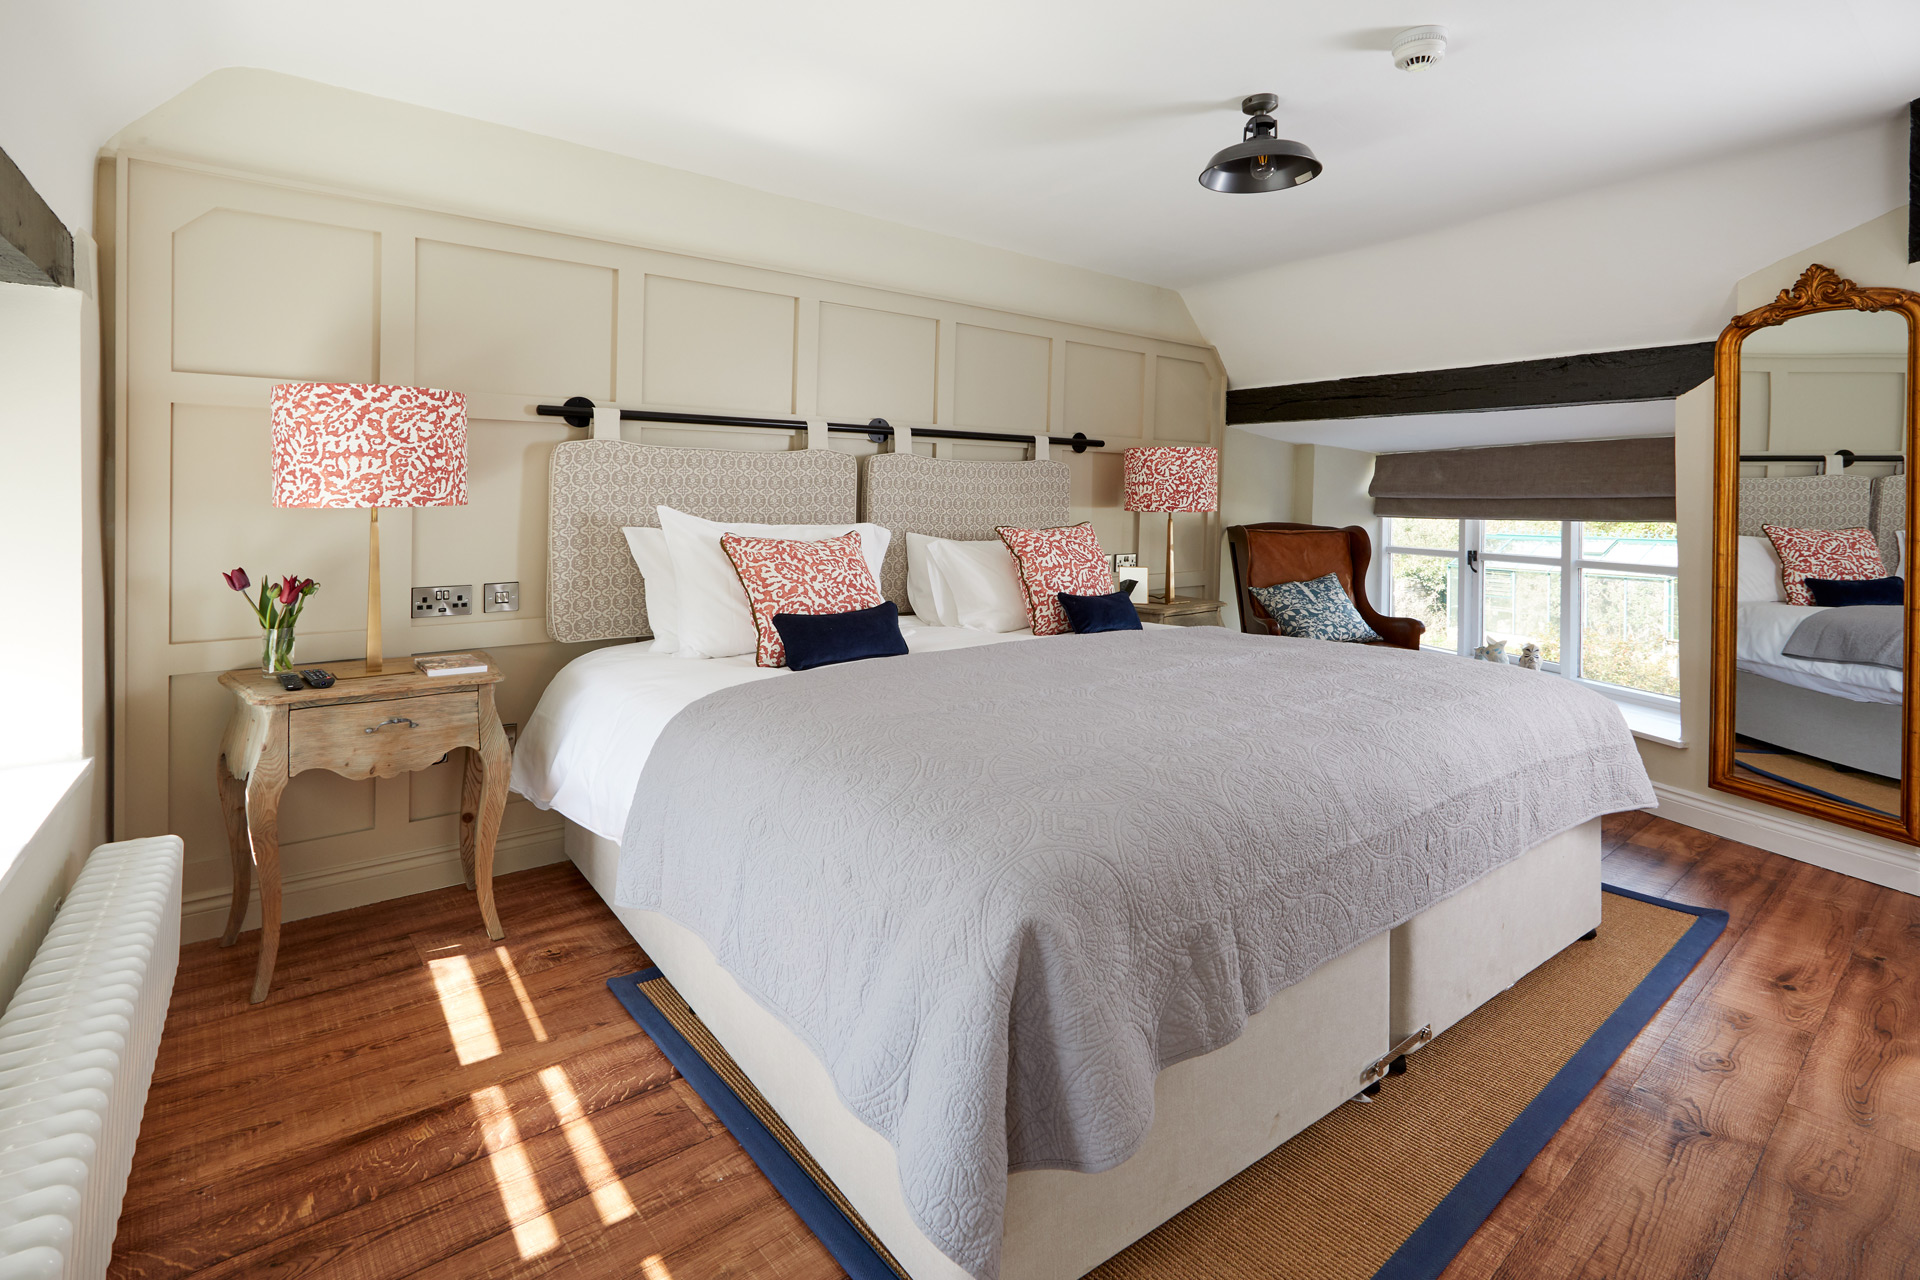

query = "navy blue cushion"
[772, 600, 909, 671]
[1057, 591, 1143, 634]
[1804, 575, 1904, 607]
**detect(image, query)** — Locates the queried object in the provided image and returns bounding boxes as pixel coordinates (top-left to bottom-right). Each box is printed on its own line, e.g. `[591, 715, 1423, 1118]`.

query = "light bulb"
[1250, 154, 1276, 182]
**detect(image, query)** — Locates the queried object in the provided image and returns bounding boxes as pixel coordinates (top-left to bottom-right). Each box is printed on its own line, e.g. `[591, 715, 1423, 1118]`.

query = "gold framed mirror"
[1711, 264, 1920, 842]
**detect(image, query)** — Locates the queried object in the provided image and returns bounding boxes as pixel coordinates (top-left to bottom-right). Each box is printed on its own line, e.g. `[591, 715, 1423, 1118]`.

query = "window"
[1381, 518, 1679, 702]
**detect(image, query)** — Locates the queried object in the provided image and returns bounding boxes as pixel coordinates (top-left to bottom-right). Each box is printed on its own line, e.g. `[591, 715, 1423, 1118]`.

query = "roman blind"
[1369, 436, 1675, 520]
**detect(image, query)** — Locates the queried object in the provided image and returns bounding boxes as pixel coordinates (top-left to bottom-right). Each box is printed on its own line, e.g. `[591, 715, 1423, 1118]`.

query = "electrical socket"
[1111, 553, 1140, 571]
[483, 581, 521, 613]
[412, 585, 472, 617]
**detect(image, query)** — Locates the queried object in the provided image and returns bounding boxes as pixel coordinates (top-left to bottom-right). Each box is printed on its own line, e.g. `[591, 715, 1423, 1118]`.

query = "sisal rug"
[1732, 741, 1900, 817]
[609, 886, 1724, 1280]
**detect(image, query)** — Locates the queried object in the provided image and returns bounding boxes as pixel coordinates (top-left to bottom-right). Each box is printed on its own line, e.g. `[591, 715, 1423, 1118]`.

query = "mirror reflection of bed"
[1733, 305, 1908, 819]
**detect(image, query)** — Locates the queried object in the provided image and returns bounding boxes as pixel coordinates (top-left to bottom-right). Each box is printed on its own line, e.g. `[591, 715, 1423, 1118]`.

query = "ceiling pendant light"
[1198, 93, 1322, 194]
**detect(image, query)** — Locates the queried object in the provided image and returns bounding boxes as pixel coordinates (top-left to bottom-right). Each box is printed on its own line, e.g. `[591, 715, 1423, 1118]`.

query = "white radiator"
[0, 836, 182, 1280]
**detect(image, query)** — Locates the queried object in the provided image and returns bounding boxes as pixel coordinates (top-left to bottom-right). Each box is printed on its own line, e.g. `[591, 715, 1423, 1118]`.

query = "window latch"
[1466, 549, 1478, 573]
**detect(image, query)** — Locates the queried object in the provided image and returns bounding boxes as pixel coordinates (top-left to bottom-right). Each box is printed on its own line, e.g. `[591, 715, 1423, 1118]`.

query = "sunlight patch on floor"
[472, 1084, 560, 1258]
[642, 1255, 673, 1279]
[429, 953, 502, 1064]
[498, 946, 549, 1042]
[540, 1065, 636, 1224]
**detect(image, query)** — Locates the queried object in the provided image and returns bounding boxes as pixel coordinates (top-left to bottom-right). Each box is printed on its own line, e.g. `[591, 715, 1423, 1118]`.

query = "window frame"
[1381, 517, 1679, 706]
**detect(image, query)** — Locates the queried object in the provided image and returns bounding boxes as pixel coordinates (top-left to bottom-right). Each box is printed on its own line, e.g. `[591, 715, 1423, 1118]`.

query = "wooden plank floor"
[110, 813, 1920, 1280]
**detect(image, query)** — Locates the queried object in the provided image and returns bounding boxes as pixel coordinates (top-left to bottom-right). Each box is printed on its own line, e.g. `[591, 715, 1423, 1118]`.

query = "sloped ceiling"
[6, 0, 1918, 291]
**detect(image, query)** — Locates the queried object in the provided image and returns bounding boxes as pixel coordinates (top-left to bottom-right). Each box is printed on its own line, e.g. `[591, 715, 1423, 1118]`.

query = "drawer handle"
[365, 717, 418, 733]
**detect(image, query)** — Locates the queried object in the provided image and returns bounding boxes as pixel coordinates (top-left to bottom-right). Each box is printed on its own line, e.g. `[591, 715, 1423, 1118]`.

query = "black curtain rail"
[536, 396, 1101, 453]
[1739, 449, 1905, 466]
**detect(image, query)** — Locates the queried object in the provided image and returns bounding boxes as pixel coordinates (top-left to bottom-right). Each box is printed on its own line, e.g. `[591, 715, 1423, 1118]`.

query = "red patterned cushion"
[721, 530, 884, 667]
[996, 523, 1114, 636]
[1763, 524, 1885, 606]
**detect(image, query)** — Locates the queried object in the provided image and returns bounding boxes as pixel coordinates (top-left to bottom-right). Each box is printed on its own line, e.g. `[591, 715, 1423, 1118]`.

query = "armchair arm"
[1358, 607, 1425, 650]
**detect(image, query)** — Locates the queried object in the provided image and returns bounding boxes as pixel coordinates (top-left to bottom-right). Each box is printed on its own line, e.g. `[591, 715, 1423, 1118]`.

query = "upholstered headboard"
[859, 452, 1072, 610]
[547, 439, 859, 643]
[1737, 473, 1905, 574]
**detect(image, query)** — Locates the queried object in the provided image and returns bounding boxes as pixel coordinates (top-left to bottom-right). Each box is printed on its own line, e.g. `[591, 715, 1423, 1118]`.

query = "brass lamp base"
[325, 658, 412, 681]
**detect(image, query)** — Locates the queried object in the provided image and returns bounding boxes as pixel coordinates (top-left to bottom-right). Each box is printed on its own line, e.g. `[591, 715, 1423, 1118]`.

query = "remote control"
[300, 668, 337, 689]
[275, 671, 303, 691]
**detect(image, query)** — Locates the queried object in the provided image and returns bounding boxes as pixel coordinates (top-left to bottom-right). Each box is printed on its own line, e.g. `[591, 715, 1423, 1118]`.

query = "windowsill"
[0, 759, 94, 900]
[1604, 697, 1686, 749]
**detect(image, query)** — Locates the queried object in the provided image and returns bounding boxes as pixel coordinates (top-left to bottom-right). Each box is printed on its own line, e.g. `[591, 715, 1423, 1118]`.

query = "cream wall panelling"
[1737, 353, 1907, 474]
[112, 153, 1225, 933]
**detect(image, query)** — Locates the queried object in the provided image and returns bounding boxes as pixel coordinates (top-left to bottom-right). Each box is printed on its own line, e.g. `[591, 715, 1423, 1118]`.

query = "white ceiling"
[5, 0, 1918, 289]
[1234, 400, 1677, 453]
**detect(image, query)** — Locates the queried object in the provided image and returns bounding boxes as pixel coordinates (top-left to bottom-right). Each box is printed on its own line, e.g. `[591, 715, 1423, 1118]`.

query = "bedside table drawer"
[288, 692, 479, 779]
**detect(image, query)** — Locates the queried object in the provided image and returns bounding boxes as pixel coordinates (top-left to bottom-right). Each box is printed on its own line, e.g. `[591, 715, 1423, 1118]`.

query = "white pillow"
[658, 506, 892, 659]
[905, 533, 952, 625]
[1737, 534, 1788, 603]
[927, 539, 1030, 632]
[620, 526, 682, 654]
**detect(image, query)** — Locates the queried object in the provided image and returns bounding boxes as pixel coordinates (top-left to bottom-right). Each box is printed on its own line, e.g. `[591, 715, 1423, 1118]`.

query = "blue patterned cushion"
[1249, 573, 1382, 643]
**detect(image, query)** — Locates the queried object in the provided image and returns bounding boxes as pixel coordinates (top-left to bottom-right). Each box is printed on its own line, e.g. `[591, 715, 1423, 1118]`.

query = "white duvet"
[511, 621, 1050, 837]
[1737, 601, 1902, 705]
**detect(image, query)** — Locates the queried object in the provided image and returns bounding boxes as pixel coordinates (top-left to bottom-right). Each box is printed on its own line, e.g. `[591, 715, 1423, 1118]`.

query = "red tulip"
[222, 567, 250, 592]
[298, 577, 317, 595]
[277, 575, 302, 606]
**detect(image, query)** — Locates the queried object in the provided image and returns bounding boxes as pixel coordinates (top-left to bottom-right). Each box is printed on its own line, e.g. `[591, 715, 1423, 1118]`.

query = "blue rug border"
[607, 969, 902, 1280]
[1371, 883, 1728, 1280]
[612, 885, 1727, 1280]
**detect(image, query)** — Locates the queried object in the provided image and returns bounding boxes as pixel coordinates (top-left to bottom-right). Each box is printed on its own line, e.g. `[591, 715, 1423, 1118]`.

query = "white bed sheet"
[511, 622, 1048, 838]
[1736, 601, 1903, 705]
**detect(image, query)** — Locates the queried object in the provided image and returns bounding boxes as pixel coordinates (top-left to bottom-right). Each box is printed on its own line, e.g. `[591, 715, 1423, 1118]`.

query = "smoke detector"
[1392, 25, 1448, 72]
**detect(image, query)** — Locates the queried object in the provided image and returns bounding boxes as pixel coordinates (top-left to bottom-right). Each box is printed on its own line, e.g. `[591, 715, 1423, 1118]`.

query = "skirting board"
[1649, 782, 1920, 896]
[177, 823, 569, 944]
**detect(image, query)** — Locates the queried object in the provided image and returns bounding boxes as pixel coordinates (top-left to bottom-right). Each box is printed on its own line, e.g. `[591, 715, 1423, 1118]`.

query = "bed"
[514, 434, 1652, 1280]
[1734, 474, 1905, 777]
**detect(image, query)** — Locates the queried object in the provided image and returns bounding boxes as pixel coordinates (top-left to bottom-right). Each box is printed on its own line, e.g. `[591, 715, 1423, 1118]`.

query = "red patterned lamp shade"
[269, 382, 467, 677]
[271, 382, 468, 509]
[1123, 446, 1218, 514]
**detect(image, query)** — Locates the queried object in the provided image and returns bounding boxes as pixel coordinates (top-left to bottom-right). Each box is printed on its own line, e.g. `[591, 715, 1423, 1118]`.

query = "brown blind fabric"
[1369, 436, 1675, 520]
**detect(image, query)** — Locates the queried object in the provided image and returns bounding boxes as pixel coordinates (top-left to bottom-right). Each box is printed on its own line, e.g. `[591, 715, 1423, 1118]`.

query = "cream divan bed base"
[568, 819, 1602, 1280]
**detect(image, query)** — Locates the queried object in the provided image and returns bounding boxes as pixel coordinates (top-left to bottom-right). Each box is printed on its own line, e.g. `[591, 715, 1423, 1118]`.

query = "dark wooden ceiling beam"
[1225, 342, 1716, 425]
[0, 146, 72, 288]
[1908, 98, 1918, 265]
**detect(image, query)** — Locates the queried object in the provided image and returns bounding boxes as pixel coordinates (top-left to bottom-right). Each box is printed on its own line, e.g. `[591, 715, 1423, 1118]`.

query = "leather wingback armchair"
[1226, 522, 1424, 650]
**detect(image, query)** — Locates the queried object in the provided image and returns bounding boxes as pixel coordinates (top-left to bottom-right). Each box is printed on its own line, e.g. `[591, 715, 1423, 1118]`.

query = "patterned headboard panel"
[1736, 473, 1909, 573]
[547, 440, 858, 643]
[859, 452, 1072, 610]
[1870, 475, 1906, 575]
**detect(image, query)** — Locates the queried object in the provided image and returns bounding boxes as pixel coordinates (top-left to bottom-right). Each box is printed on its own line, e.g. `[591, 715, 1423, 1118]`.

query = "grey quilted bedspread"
[1782, 604, 1904, 669]
[615, 628, 1653, 1278]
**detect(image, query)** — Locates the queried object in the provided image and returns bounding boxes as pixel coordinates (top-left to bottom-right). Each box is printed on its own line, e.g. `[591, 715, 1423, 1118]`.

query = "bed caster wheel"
[1580, 928, 1599, 942]
[1360, 1080, 1382, 1098]
[1386, 1054, 1408, 1077]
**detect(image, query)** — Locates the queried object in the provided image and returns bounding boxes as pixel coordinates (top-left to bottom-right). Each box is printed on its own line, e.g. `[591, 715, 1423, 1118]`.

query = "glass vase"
[261, 626, 297, 674]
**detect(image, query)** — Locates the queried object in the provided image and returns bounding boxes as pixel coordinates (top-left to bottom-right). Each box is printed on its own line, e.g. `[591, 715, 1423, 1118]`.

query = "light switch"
[483, 581, 521, 613]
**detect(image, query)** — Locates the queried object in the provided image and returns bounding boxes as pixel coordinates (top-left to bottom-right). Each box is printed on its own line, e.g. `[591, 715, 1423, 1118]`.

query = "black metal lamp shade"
[1200, 94, 1322, 193]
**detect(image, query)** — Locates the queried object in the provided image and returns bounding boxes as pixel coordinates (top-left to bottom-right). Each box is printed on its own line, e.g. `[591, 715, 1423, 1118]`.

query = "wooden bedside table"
[215, 654, 510, 1002]
[1134, 596, 1226, 627]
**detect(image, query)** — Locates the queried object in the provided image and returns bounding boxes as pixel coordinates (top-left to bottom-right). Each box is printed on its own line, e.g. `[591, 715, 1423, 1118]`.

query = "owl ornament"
[1517, 643, 1543, 670]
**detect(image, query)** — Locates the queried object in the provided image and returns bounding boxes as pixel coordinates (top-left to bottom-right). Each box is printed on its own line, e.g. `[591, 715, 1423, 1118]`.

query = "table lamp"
[1123, 445, 1219, 604]
[271, 382, 467, 678]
